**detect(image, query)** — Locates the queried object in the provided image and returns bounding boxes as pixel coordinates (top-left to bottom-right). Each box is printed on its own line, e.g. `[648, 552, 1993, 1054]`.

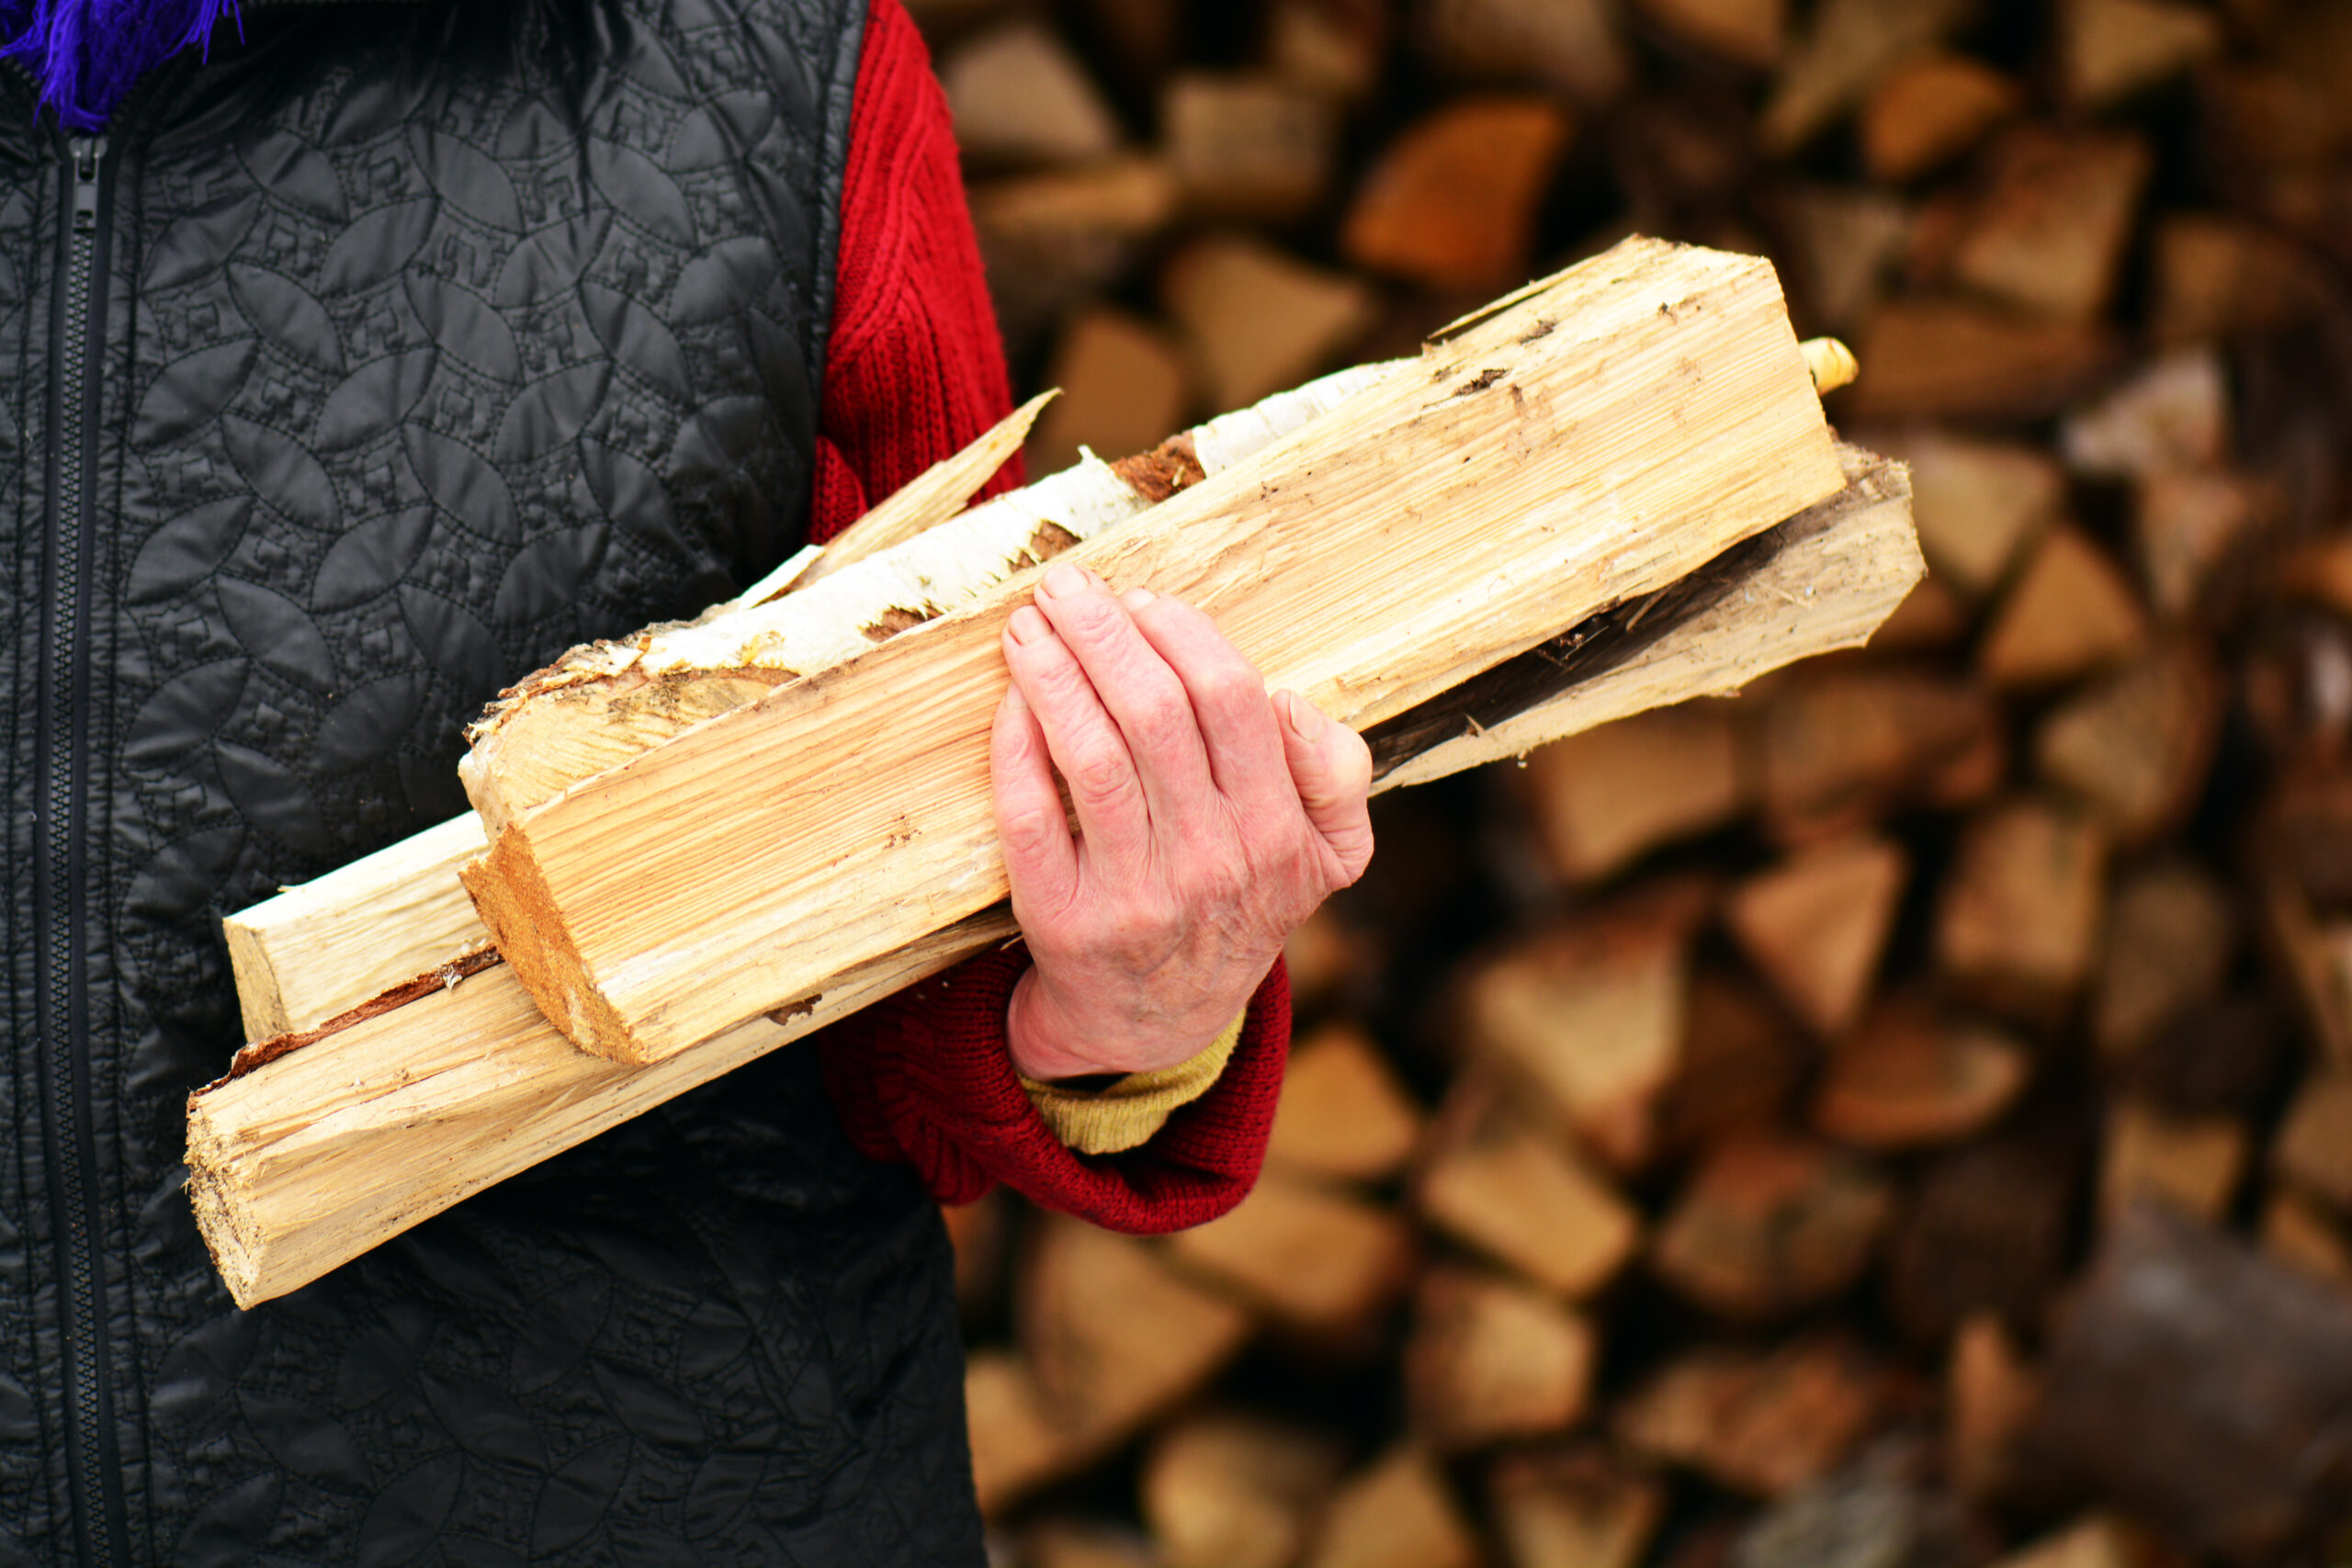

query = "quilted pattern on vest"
[0, 1, 981, 1561]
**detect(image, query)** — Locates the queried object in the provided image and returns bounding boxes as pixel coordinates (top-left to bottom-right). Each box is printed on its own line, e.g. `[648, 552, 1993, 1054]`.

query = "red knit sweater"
[808, 0, 1289, 1234]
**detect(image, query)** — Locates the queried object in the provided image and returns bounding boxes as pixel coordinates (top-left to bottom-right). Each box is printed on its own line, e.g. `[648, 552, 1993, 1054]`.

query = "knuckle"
[1203, 666, 1267, 726]
[1131, 685, 1197, 756]
[999, 805, 1063, 859]
[1061, 593, 1124, 642]
[1069, 747, 1136, 808]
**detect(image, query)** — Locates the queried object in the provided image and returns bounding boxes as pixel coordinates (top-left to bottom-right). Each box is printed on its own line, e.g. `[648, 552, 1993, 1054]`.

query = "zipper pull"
[69, 136, 107, 233]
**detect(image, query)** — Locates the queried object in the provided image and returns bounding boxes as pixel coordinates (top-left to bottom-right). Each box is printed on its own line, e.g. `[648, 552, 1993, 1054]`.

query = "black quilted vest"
[0, 2, 982, 1562]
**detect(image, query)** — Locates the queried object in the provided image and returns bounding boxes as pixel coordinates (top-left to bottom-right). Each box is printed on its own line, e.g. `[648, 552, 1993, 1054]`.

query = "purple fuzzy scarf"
[2, 0, 242, 130]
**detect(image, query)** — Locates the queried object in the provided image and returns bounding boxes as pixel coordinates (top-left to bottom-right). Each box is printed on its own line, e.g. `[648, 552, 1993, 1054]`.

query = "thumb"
[1276, 690, 1375, 885]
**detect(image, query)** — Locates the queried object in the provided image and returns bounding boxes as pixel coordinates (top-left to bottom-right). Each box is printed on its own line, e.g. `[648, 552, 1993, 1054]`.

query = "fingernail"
[1042, 562, 1087, 599]
[1280, 690, 1312, 734]
[1009, 606, 1049, 645]
[1121, 587, 1156, 611]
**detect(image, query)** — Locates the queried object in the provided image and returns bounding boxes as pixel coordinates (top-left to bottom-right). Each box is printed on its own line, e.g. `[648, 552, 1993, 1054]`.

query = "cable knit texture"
[808, 0, 1290, 1234]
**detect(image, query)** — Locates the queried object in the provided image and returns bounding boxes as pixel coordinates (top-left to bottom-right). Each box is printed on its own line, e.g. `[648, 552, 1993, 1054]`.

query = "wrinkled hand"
[992, 562, 1374, 1083]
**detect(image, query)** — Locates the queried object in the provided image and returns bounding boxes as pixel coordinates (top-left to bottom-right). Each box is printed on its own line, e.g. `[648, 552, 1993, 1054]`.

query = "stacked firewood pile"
[911, 0, 2352, 1562]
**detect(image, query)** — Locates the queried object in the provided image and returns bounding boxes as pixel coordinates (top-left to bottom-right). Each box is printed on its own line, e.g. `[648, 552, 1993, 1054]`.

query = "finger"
[1031, 564, 1216, 829]
[1123, 590, 1293, 816]
[1001, 604, 1153, 865]
[1276, 689, 1376, 884]
[990, 683, 1080, 917]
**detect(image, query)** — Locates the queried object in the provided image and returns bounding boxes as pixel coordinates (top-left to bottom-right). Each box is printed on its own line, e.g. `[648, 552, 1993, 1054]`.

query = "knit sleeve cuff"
[1019, 1012, 1247, 1156]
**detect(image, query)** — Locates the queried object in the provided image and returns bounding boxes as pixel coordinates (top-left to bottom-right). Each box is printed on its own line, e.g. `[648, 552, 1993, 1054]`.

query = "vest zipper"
[39, 130, 130, 1568]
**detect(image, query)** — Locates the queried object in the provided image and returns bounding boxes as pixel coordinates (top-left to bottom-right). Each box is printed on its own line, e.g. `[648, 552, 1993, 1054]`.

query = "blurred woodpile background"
[905, 0, 2352, 1562]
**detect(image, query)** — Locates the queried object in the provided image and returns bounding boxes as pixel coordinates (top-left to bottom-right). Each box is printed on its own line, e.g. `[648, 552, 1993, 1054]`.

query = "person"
[0, 0, 1374, 1560]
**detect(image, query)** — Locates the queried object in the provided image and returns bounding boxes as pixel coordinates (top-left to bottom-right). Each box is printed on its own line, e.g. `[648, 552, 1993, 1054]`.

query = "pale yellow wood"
[457, 367, 1389, 838]
[223, 812, 488, 1041]
[795, 389, 1057, 589]
[478, 239, 1845, 1065]
[1378, 445, 1920, 790]
[190, 452, 1913, 1311]
[187, 907, 1017, 1307]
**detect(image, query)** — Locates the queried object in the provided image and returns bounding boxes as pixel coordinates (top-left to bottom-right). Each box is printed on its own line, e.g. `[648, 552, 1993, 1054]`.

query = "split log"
[1948, 129, 2154, 322]
[2013, 1203, 2352, 1562]
[1656, 968, 1812, 1156]
[1141, 1411, 1345, 1568]
[1461, 888, 1702, 1169]
[1160, 233, 1379, 412]
[463, 241, 1848, 1067]
[1978, 528, 2149, 690]
[1021, 1213, 1255, 1447]
[1647, 1130, 1894, 1319]
[1515, 705, 1747, 885]
[1860, 52, 2022, 184]
[2033, 645, 2224, 843]
[1404, 1264, 1598, 1450]
[2061, 348, 2231, 479]
[1340, 97, 1577, 292]
[1630, 0, 1786, 70]
[1615, 1336, 1884, 1496]
[1948, 1314, 2039, 1500]
[1810, 998, 2030, 1149]
[223, 813, 488, 1042]
[1844, 299, 2117, 421]
[1163, 73, 1339, 222]
[2273, 1069, 2352, 1213]
[1416, 1072, 1642, 1299]
[2098, 1099, 2249, 1223]
[2150, 214, 2335, 347]
[944, 1190, 1009, 1316]
[1162, 1168, 1417, 1331]
[1934, 795, 2109, 1020]
[1758, 0, 1975, 155]
[2135, 468, 2272, 621]
[1775, 185, 1909, 333]
[2261, 1188, 2352, 1286]
[1872, 430, 2061, 599]
[1378, 440, 1924, 793]
[1021, 1519, 1160, 1568]
[1416, 0, 1628, 107]
[1487, 1448, 1665, 1568]
[941, 20, 1124, 169]
[1754, 665, 2000, 842]
[190, 444, 1918, 1307]
[967, 156, 1179, 352]
[2058, 0, 2222, 109]
[1301, 1445, 1480, 1568]
[1990, 1517, 2162, 1568]
[2123, 997, 2282, 1130]
[1264, 1021, 1424, 1183]
[187, 908, 1019, 1307]
[2091, 858, 2247, 1059]
[1725, 835, 1908, 1039]
[1731, 1441, 1972, 1568]
[967, 1351, 1091, 1515]
[1888, 1134, 2076, 1341]
[1030, 309, 1192, 477]
[1266, 0, 1387, 101]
